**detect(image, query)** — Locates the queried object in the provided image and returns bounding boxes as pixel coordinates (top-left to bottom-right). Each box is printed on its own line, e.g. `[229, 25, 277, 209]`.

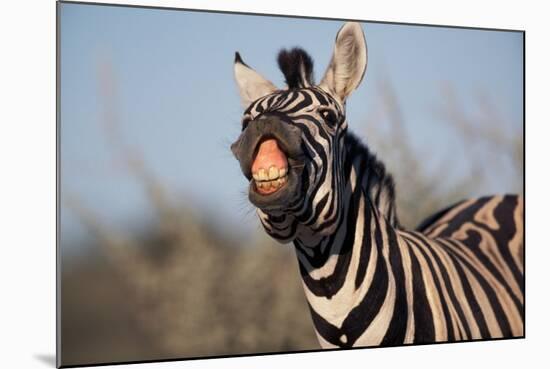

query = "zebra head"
[231, 22, 367, 243]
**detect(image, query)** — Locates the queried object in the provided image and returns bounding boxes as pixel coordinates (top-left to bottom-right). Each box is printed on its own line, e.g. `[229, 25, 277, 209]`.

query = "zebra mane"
[345, 131, 401, 228]
[277, 48, 315, 88]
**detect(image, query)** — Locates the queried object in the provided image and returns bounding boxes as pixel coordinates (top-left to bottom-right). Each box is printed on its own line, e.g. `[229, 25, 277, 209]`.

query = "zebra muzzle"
[231, 115, 304, 209]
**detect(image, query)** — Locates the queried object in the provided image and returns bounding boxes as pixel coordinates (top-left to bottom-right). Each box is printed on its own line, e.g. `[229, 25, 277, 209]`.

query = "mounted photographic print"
[58, 1, 524, 367]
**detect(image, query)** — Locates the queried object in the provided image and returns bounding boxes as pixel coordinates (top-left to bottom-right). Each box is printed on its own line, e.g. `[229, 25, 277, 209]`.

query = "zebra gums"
[230, 22, 524, 348]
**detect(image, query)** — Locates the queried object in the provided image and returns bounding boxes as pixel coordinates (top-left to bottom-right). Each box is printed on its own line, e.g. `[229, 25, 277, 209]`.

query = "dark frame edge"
[522, 29, 526, 339]
[56, 1, 62, 368]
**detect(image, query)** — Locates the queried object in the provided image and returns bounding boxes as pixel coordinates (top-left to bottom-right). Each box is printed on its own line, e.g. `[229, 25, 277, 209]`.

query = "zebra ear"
[320, 22, 368, 103]
[234, 52, 277, 107]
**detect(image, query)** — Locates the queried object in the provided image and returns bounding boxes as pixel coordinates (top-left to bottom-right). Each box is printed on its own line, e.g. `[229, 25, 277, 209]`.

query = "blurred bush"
[62, 167, 318, 365]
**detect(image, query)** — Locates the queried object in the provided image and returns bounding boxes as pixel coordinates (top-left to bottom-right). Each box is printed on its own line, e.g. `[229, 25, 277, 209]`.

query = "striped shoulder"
[415, 199, 467, 233]
[417, 195, 523, 239]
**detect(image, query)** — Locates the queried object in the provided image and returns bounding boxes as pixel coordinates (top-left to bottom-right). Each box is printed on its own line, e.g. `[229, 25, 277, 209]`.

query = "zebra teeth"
[269, 166, 279, 180]
[252, 169, 288, 194]
[258, 168, 268, 181]
[268, 179, 282, 189]
[252, 166, 289, 182]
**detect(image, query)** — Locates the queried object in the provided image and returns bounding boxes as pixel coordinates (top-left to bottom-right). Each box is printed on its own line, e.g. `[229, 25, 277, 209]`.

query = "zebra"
[230, 22, 524, 348]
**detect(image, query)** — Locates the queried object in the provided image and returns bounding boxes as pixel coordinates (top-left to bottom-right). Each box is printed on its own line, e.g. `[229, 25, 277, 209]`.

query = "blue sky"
[59, 3, 523, 252]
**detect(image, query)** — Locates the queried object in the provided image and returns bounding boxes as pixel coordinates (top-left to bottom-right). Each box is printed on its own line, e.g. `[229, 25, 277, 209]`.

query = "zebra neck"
[293, 131, 405, 347]
[295, 186, 404, 347]
[347, 131, 399, 229]
[293, 131, 399, 266]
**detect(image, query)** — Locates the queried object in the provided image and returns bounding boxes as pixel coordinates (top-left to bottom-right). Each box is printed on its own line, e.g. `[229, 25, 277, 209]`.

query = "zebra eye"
[319, 108, 338, 125]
